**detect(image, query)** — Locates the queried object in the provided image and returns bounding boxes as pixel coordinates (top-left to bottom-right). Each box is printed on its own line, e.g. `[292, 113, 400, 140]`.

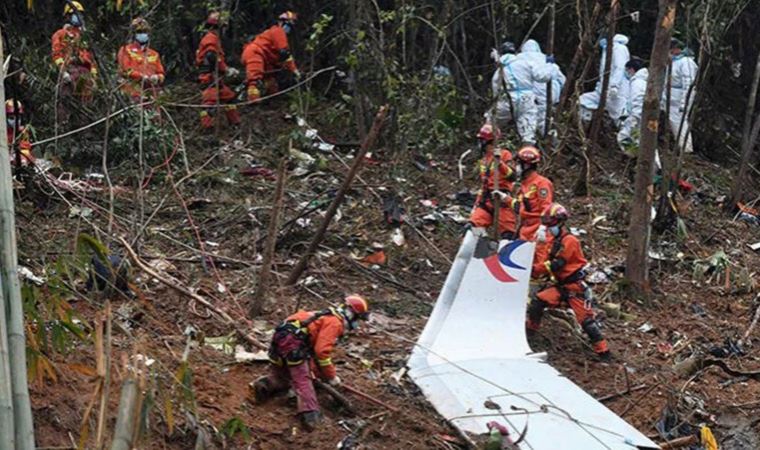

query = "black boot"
[300, 410, 322, 431]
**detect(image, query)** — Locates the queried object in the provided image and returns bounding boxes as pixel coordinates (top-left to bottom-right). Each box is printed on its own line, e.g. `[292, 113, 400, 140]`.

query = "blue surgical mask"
[599, 38, 607, 49]
[624, 71, 633, 80]
[549, 225, 561, 236]
[7, 119, 16, 129]
[70, 14, 82, 27]
[135, 33, 150, 45]
[282, 22, 292, 34]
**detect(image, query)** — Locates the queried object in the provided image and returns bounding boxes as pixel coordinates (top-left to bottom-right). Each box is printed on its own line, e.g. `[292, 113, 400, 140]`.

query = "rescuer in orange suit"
[5, 100, 34, 166]
[526, 204, 611, 361]
[253, 295, 370, 431]
[196, 11, 241, 128]
[117, 18, 165, 102]
[241, 11, 300, 102]
[515, 146, 553, 241]
[469, 124, 519, 239]
[51, 1, 97, 120]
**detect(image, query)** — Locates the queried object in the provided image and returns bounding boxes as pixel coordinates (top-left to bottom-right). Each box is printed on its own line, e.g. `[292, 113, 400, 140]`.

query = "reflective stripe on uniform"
[317, 357, 332, 367]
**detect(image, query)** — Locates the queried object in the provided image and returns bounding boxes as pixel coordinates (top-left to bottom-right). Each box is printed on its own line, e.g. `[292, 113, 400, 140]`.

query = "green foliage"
[219, 417, 251, 441]
[306, 14, 334, 52]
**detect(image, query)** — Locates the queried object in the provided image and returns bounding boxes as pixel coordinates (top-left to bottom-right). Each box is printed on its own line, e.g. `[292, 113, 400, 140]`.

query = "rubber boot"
[252, 377, 272, 403]
[300, 410, 322, 431]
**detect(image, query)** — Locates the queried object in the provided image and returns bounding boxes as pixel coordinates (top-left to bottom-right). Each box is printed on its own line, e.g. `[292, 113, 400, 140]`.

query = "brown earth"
[17, 98, 760, 449]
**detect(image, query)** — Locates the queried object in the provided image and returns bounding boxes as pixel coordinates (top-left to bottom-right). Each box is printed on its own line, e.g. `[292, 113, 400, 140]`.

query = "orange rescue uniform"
[195, 30, 240, 128]
[470, 150, 518, 237]
[286, 309, 345, 380]
[528, 231, 609, 355]
[518, 170, 554, 240]
[241, 24, 297, 101]
[51, 25, 97, 101]
[117, 42, 165, 101]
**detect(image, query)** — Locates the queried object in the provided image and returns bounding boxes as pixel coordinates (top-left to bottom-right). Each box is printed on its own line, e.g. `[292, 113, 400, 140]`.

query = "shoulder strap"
[299, 308, 333, 328]
[548, 232, 569, 261]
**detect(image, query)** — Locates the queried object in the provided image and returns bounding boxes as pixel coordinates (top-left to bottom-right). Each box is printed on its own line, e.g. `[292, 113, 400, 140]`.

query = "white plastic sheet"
[407, 230, 659, 449]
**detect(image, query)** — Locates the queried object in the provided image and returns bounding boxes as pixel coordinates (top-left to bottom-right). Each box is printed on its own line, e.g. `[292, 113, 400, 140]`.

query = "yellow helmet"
[278, 11, 297, 22]
[63, 1, 85, 15]
[130, 17, 151, 32]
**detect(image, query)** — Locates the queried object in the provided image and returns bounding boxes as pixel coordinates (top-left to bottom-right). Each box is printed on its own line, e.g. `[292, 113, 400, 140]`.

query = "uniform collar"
[522, 169, 539, 183]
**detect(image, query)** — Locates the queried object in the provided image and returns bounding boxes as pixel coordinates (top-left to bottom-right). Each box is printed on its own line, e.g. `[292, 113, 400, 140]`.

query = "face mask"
[7, 119, 16, 129]
[282, 22, 292, 34]
[70, 14, 82, 27]
[624, 71, 633, 80]
[599, 38, 607, 49]
[135, 33, 150, 45]
[515, 164, 524, 178]
[478, 140, 489, 154]
[549, 225, 561, 236]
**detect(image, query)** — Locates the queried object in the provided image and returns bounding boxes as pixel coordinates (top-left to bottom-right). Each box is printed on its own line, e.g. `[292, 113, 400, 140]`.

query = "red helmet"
[5, 99, 24, 115]
[477, 124, 501, 142]
[278, 11, 297, 22]
[541, 203, 569, 226]
[206, 11, 221, 26]
[344, 294, 369, 320]
[516, 145, 541, 164]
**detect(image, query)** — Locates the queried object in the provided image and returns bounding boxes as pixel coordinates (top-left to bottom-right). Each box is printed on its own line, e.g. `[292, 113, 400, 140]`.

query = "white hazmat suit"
[667, 52, 698, 153]
[520, 39, 566, 136]
[617, 68, 648, 153]
[579, 34, 630, 124]
[488, 49, 554, 144]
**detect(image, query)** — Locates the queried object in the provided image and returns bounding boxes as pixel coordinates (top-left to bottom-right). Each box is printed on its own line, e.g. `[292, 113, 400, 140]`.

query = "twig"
[341, 383, 400, 413]
[119, 237, 267, 351]
[742, 298, 760, 342]
[596, 384, 647, 402]
[621, 382, 660, 417]
[313, 379, 356, 414]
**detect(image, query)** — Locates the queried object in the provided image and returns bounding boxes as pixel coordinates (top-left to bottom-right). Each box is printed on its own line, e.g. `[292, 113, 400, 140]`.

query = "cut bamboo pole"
[0, 30, 35, 449]
[110, 359, 143, 450]
[95, 303, 112, 449]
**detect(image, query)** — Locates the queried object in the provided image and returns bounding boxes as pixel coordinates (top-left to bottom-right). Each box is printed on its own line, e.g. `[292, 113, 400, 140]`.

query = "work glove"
[492, 190, 513, 203]
[545, 55, 555, 64]
[536, 225, 548, 243]
[141, 74, 150, 84]
[608, 86, 618, 97]
[62, 71, 72, 83]
[328, 376, 342, 387]
[149, 74, 160, 85]
[226, 67, 240, 78]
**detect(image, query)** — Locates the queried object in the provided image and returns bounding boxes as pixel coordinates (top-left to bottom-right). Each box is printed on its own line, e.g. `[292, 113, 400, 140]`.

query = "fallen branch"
[313, 379, 356, 414]
[659, 435, 698, 449]
[119, 237, 267, 350]
[742, 297, 760, 342]
[596, 384, 648, 403]
[341, 383, 399, 413]
[286, 105, 389, 286]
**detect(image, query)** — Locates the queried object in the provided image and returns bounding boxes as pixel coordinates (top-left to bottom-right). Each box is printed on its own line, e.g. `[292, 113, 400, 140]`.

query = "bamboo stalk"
[109, 365, 141, 450]
[95, 303, 112, 449]
[0, 31, 35, 449]
[0, 287, 15, 449]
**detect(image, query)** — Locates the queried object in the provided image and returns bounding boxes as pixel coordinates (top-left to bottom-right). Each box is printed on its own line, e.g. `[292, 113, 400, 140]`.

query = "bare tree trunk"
[556, 0, 604, 117]
[625, 0, 677, 292]
[250, 157, 288, 317]
[544, 0, 556, 148]
[0, 32, 35, 450]
[589, 0, 619, 152]
[286, 106, 388, 286]
[730, 47, 760, 207]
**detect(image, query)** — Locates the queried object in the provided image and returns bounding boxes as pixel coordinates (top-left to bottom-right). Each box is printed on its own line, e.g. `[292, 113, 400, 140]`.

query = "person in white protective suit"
[666, 38, 698, 153]
[487, 41, 554, 144]
[617, 58, 648, 154]
[579, 34, 630, 124]
[519, 39, 566, 136]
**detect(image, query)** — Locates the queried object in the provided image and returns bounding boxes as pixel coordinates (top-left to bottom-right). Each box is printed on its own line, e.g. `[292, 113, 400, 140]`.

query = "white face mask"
[7, 119, 17, 129]
[515, 164, 524, 178]
[135, 33, 150, 45]
[70, 13, 83, 27]
[549, 225, 561, 236]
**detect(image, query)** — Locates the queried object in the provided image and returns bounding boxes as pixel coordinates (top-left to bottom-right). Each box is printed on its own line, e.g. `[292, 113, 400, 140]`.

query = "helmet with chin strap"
[340, 295, 370, 329]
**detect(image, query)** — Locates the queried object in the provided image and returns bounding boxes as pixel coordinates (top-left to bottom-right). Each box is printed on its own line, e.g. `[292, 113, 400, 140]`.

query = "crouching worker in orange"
[196, 11, 241, 129]
[5, 100, 34, 166]
[469, 124, 518, 239]
[526, 204, 611, 361]
[241, 11, 300, 102]
[117, 18, 165, 103]
[253, 295, 370, 430]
